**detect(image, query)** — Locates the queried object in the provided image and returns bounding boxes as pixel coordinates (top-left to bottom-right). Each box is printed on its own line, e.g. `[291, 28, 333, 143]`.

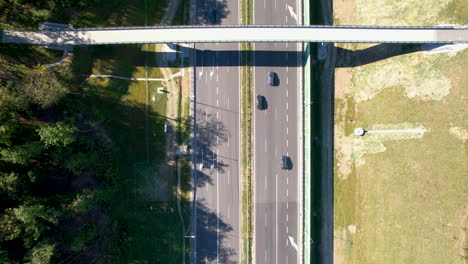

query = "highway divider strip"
[240, 0, 253, 263]
[240, 43, 253, 264]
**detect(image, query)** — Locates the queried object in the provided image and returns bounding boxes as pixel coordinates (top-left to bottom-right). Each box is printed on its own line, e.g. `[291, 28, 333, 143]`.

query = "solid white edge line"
[238, 36, 243, 264]
[276, 172, 279, 264]
[217, 149, 220, 264]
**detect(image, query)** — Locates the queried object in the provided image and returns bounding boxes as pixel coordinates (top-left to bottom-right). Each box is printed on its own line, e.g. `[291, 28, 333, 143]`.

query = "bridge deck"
[2, 25, 467, 45]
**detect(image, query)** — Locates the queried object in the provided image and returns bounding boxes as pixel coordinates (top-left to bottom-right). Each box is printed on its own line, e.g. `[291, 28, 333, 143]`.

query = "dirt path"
[155, 3, 190, 262]
[176, 157, 186, 264]
[161, 0, 183, 25]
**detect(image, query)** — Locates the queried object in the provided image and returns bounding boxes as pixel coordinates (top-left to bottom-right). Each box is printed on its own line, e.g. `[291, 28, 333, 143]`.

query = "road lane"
[194, 0, 241, 263]
[253, 0, 302, 263]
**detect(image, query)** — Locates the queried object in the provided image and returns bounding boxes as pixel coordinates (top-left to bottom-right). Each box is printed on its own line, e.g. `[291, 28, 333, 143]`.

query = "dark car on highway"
[268, 71, 277, 86]
[256, 95, 267, 110]
[281, 155, 291, 170]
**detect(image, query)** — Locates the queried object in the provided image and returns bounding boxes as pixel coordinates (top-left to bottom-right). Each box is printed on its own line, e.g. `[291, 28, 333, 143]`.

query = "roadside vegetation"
[240, 42, 254, 264]
[240, 0, 253, 262]
[333, 0, 467, 263]
[0, 0, 192, 263]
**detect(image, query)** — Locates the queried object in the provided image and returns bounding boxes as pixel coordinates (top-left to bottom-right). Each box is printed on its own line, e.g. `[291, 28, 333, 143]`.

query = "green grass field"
[67, 1, 192, 261]
[333, 0, 467, 263]
[72, 43, 190, 262]
[0, 0, 192, 262]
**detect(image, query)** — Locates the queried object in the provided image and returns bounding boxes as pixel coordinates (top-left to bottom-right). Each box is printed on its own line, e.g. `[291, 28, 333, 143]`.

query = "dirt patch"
[337, 122, 428, 179]
[449, 126, 467, 142]
[147, 44, 189, 202]
[333, 227, 350, 264]
[355, 0, 452, 26]
[155, 44, 184, 127]
[335, 68, 352, 99]
[351, 53, 451, 102]
[333, 0, 357, 24]
[335, 119, 353, 180]
[347, 224, 356, 234]
[351, 122, 427, 166]
[423, 43, 468, 56]
[456, 205, 468, 258]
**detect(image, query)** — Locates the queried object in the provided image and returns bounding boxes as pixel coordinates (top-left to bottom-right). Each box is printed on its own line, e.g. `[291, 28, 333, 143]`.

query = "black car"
[268, 71, 277, 86]
[281, 155, 291, 170]
[256, 95, 267, 110]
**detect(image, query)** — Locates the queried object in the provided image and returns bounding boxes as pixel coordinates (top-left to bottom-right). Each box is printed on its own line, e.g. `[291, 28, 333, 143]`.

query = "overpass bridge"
[2, 25, 467, 45]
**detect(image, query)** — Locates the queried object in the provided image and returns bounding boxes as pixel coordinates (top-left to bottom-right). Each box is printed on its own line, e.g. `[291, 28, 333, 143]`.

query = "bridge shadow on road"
[90, 44, 306, 67]
[96, 43, 442, 69]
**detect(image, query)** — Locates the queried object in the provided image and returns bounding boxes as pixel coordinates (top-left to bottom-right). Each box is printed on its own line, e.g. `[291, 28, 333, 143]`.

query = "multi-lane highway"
[193, 0, 241, 263]
[253, 0, 302, 263]
[193, 0, 303, 263]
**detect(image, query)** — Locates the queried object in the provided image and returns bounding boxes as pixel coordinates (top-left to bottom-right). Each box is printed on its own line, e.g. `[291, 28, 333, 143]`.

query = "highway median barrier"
[240, 42, 254, 264]
[240, 0, 253, 263]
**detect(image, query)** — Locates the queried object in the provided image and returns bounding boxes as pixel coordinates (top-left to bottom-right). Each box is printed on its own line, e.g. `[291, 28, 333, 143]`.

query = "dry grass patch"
[334, 49, 467, 264]
[333, 0, 468, 259]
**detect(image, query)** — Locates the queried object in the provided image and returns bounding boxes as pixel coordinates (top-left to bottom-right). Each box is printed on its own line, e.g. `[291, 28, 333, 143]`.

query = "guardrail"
[7, 24, 463, 31]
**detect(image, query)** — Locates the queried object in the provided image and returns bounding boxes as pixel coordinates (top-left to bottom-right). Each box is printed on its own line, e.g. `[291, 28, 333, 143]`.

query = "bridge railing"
[5, 24, 462, 32]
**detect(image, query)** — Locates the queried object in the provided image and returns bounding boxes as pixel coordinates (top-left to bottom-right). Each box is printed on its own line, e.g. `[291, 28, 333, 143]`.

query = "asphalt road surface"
[254, 0, 302, 264]
[253, 0, 303, 263]
[193, 0, 241, 263]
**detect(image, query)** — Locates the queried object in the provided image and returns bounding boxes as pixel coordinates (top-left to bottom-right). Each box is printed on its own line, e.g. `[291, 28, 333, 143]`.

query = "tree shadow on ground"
[195, 0, 230, 25]
[194, 199, 236, 264]
[192, 110, 229, 185]
[64, 44, 202, 262]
